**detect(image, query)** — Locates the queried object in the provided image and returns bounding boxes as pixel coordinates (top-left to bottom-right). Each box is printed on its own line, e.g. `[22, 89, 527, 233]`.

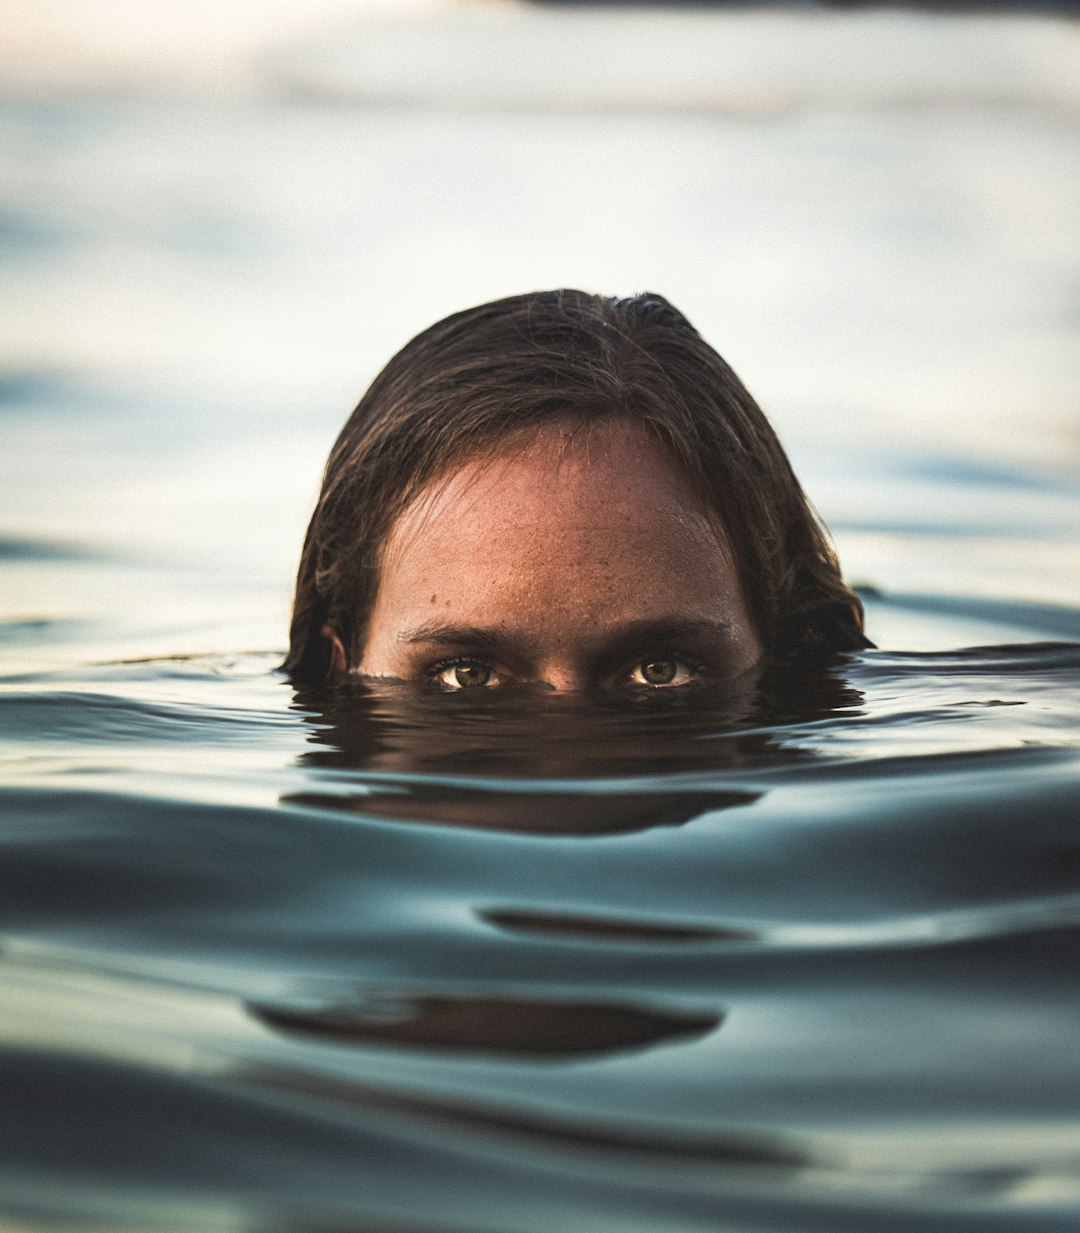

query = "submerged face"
[355, 419, 761, 692]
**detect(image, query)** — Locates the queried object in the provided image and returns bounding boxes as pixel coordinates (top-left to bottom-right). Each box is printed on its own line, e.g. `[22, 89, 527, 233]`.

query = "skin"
[332, 418, 762, 692]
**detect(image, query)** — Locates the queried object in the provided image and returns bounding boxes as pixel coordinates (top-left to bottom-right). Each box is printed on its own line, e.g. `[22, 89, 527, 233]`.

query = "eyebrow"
[398, 617, 734, 656]
[398, 621, 521, 653]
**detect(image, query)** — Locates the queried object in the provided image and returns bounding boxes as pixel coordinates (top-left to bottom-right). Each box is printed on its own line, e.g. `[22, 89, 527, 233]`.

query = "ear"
[320, 623, 348, 683]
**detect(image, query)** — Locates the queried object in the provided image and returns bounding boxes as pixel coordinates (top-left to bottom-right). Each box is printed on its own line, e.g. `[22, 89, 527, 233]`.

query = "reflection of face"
[359, 419, 762, 692]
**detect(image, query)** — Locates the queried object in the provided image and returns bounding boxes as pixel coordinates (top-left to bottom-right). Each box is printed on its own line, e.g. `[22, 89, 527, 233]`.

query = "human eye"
[425, 656, 502, 691]
[623, 654, 702, 689]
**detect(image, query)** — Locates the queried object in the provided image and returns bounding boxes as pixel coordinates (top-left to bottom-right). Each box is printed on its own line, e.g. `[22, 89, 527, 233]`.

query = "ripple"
[248, 993, 721, 1058]
[481, 908, 760, 944]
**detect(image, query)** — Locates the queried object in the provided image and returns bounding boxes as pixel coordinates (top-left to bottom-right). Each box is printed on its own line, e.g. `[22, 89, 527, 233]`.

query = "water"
[2, 5, 1080, 1231]
[2, 638, 1079, 1230]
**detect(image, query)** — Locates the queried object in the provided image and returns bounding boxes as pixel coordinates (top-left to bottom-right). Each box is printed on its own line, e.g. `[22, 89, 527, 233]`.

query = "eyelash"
[622, 652, 705, 687]
[424, 655, 498, 689]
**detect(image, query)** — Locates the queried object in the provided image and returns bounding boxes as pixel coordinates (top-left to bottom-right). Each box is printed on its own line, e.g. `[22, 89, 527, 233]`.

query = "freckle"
[430, 593, 437, 605]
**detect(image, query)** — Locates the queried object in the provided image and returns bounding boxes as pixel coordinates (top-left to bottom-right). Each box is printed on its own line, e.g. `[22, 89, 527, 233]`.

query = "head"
[287, 289, 868, 686]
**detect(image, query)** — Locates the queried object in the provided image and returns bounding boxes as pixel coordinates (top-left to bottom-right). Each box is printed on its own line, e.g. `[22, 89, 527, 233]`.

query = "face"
[353, 419, 762, 693]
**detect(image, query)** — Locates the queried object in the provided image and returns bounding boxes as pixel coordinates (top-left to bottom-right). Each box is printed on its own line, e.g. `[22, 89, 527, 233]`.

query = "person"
[286, 289, 869, 689]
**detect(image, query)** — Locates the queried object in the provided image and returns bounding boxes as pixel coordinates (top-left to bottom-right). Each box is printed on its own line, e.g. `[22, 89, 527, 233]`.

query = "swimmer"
[287, 290, 869, 689]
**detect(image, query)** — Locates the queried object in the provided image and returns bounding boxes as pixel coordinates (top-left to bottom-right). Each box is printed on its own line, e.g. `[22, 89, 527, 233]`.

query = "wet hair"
[287, 289, 869, 681]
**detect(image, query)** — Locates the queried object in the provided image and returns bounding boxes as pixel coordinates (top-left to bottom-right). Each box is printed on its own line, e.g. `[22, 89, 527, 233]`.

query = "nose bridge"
[540, 666, 591, 693]
[524, 607, 606, 692]
[532, 649, 593, 693]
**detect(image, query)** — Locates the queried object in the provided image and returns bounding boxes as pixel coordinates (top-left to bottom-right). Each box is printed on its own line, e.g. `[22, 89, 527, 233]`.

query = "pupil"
[641, 658, 677, 685]
[454, 663, 491, 688]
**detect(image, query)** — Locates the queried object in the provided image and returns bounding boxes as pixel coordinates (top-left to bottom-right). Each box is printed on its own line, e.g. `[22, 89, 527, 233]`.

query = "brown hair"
[287, 289, 869, 681]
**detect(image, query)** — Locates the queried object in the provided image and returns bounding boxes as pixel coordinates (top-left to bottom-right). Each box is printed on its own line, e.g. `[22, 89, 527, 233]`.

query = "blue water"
[2, 6, 1080, 1230]
[2, 635, 1079, 1230]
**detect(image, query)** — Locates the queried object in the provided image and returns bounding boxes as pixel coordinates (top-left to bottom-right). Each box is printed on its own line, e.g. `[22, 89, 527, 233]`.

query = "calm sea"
[2, 5, 1079, 1230]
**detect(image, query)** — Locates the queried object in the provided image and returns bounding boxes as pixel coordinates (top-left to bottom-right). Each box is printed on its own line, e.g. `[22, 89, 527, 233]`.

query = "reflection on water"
[250, 994, 722, 1057]
[284, 664, 850, 830]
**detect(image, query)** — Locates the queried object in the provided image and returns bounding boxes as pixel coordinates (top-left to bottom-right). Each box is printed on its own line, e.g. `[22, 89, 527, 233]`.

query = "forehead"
[360, 415, 760, 676]
[384, 418, 719, 558]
